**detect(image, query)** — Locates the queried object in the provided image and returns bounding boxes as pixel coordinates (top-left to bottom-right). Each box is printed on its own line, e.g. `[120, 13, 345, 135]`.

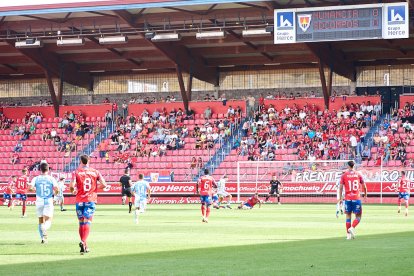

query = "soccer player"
[396, 171, 410, 216]
[196, 169, 216, 223]
[335, 179, 344, 218]
[131, 173, 151, 224]
[70, 155, 107, 255]
[15, 168, 30, 218]
[339, 161, 367, 240]
[120, 168, 133, 213]
[3, 176, 16, 210]
[238, 193, 262, 209]
[265, 175, 283, 204]
[54, 176, 67, 211]
[29, 162, 59, 244]
[217, 175, 232, 209]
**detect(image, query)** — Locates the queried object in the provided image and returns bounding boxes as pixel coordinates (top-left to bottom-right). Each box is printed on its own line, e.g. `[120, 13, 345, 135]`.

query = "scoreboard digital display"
[274, 3, 409, 44]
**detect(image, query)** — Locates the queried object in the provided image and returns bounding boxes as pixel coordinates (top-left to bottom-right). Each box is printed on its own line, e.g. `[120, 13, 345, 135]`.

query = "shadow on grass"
[0, 231, 413, 275]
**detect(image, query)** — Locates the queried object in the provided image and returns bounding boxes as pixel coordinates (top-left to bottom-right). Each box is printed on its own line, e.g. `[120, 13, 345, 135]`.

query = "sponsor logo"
[277, 12, 294, 30]
[297, 14, 312, 32]
[387, 5, 405, 25]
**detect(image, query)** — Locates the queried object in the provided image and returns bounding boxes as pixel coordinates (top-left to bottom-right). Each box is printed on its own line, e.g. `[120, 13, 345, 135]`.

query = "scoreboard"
[274, 3, 409, 44]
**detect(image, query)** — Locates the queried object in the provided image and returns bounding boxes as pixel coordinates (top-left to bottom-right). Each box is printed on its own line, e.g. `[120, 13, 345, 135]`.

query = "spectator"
[246, 94, 255, 116]
[204, 106, 212, 120]
[13, 142, 23, 152]
[361, 146, 371, 161]
[10, 153, 20, 165]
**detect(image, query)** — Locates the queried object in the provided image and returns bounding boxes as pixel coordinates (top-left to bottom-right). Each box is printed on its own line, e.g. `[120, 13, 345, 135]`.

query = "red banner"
[0, 182, 401, 196]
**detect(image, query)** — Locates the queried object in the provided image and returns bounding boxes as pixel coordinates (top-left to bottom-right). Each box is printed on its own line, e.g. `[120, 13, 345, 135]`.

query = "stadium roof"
[0, 0, 413, 90]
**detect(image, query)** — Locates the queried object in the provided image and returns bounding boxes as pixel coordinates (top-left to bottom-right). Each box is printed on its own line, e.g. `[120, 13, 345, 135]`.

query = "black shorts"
[122, 189, 132, 197]
[269, 187, 279, 195]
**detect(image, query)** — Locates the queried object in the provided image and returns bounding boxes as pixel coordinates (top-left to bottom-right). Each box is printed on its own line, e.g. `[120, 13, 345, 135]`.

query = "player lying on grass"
[3, 176, 16, 210]
[238, 193, 262, 209]
[396, 171, 410, 216]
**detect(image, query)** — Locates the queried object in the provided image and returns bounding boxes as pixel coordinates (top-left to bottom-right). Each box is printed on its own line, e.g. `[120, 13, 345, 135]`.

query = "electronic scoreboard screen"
[295, 7, 382, 42]
[274, 3, 409, 44]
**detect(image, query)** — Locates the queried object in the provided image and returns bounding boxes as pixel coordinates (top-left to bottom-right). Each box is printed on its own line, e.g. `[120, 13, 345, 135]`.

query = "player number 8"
[84, 178, 92, 191]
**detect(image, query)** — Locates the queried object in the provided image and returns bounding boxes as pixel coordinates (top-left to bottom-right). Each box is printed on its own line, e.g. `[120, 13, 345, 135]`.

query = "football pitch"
[0, 204, 413, 275]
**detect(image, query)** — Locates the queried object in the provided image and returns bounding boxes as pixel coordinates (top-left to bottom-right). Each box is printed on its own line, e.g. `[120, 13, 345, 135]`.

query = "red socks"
[79, 222, 91, 245]
[352, 218, 360, 228]
[398, 198, 401, 207]
[346, 222, 351, 232]
[7, 200, 11, 208]
[201, 205, 206, 217]
[22, 201, 26, 216]
[206, 207, 211, 218]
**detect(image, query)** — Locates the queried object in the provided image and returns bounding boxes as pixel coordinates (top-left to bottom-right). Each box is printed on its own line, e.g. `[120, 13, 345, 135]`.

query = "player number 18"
[347, 180, 359, 191]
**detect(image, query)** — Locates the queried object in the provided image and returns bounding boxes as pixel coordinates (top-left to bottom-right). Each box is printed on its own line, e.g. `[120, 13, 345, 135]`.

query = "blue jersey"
[30, 175, 57, 199]
[132, 180, 150, 199]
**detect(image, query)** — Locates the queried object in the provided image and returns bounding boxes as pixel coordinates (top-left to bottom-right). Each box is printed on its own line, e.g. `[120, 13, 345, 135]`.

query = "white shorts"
[134, 197, 147, 209]
[217, 191, 230, 197]
[54, 195, 64, 203]
[36, 198, 54, 218]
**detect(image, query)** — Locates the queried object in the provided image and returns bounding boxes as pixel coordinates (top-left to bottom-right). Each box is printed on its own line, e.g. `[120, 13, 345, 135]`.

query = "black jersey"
[120, 175, 132, 190]
[270, 180, 281, 189]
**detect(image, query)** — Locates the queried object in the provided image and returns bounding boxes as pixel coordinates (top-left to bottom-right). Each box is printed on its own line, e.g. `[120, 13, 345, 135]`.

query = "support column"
[58, 77, 64, 105]
[44, 69, 59, 117]
[318, 62, 329, 110]
[176, 65, 189, 112]
[186, 74, 193, 101]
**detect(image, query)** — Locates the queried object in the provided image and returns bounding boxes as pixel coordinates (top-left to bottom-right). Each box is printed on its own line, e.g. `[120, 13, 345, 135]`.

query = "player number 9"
[84, 178, 92, 191]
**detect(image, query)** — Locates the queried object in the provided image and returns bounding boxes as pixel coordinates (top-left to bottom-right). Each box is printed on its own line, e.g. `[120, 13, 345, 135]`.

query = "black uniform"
[120, 175, 132, 197]
[269, 179, 281, 195]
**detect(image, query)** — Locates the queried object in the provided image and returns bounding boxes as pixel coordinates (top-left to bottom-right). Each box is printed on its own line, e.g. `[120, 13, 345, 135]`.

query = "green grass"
[0, 204, 413, 275]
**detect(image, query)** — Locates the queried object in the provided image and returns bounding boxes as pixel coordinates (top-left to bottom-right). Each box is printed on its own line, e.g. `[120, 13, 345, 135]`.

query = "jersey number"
[203, 181, 210, 190]
[39, 184, 51, 197]
[83, 178, 92, 191]
[347, 180, 359, 191]
[17, 181, 25, 189]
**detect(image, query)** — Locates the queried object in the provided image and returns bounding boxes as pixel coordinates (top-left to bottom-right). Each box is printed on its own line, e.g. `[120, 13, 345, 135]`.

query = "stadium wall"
[0, 87, 350, 107]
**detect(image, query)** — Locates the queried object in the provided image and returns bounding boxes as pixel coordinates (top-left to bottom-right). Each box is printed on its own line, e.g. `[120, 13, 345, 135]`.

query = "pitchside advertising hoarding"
[274, 2, 409, 43]
[2, 168, 413, 204]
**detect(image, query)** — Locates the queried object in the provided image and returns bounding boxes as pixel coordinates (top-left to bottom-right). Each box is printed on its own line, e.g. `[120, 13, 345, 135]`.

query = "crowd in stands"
[367, 101, 414, 167]
[234, 101, 380, 164]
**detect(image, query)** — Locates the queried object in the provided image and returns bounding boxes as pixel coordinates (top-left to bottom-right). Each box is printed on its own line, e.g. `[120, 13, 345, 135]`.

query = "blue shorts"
[76, 202, 96, 220]
[200, 195, 212, 205]
[212, 195, 219, 202]
[398, 192, 410, 201]
[15, 193, 27, 201]
[244, 203, 252, 208]
[3, 193, 12, 200]
[344, 200, 362, 214]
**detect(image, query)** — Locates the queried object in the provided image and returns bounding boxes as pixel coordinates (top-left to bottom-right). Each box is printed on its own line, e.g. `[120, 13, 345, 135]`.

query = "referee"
[265, 174, 283, 204]
[120, 168, 133, 213]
